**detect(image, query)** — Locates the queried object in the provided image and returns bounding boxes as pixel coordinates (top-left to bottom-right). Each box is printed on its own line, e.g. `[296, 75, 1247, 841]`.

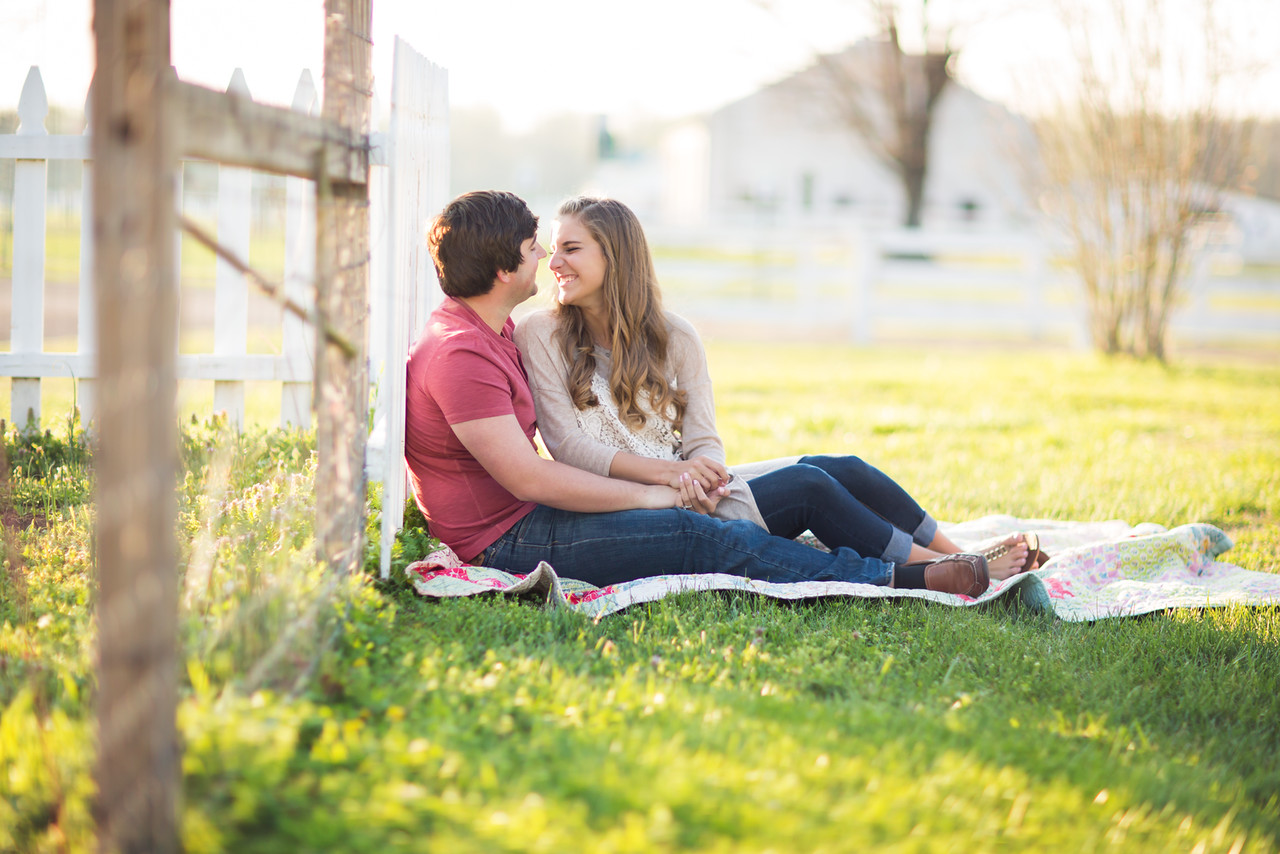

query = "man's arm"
[452, 414, 679, 512]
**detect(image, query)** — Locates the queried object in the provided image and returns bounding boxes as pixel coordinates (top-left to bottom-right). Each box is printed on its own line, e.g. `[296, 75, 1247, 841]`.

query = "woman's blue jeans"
[746, 455, 938, 565]
[478, 504, 894, 589]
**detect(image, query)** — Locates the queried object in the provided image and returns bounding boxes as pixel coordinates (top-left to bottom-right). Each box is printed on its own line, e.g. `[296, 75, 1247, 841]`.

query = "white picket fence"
[0, 37, 450, 577]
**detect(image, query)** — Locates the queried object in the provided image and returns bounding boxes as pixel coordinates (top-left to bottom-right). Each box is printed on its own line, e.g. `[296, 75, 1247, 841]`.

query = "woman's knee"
[799, 453, 868, 472]
[787, 463, 847, 499]
[798, 454, 876, 485]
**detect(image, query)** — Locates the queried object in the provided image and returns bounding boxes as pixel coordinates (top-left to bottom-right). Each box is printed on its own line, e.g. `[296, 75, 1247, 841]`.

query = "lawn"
[1, 345, 1278, 852]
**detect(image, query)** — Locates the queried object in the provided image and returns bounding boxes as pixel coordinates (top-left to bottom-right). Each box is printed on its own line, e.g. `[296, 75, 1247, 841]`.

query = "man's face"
[508, 236, 547, 304]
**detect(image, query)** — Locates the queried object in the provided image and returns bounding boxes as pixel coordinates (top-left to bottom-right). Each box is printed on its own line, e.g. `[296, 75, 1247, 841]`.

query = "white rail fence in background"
[645, 223, 1279, 347]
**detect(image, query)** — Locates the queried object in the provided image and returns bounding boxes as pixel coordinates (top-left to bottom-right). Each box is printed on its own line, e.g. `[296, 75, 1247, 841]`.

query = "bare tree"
[1031, 0, 1254, 359]
[811, 1, 955, 228]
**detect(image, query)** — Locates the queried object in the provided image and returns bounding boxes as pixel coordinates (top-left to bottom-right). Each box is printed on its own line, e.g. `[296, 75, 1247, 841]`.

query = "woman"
[514, 196, 1045, 581]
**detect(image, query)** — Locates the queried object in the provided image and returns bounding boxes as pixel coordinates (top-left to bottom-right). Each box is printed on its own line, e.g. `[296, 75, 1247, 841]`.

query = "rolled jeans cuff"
[913, 513, 938, 548]
[885, 527, 914, 565]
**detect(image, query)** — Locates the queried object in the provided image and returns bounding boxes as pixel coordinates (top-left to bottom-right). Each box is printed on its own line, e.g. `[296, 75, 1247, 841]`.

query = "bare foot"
[983, 533, 1034, 581]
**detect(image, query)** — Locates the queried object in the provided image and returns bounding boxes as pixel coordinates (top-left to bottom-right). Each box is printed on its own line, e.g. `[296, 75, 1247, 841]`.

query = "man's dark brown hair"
[427, 190, 539, 297]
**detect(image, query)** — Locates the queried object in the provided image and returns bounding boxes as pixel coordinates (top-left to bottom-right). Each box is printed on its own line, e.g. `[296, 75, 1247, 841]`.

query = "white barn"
[695, 43, 1036, 229]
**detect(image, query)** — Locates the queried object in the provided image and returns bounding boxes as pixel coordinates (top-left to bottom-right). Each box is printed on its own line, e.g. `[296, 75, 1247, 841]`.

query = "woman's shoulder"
[661, 311, 705, 352]
[513, 309, 559, 345]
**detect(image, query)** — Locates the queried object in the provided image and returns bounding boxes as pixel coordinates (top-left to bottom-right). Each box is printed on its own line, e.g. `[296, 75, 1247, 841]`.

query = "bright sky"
[2, 0, 1278, 128]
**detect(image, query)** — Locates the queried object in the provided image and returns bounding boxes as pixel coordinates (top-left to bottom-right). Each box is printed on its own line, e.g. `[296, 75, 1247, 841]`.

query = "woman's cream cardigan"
[515, 309, 796, 529]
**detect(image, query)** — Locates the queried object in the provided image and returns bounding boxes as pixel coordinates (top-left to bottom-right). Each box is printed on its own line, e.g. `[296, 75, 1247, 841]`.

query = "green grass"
[0, 219, 288, 287]
[2, 346, 1279, 851]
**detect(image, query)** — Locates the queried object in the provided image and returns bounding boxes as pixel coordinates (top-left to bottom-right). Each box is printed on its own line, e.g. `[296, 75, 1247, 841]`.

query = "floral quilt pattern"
[405, 516, 1280, 622]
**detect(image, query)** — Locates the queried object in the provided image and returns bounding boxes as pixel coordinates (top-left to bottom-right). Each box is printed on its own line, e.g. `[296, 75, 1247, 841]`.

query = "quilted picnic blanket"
[404, 516, 1280, 622]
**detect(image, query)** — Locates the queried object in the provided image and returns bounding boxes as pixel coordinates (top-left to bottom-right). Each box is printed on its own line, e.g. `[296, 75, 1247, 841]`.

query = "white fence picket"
[282, 70, 318, 430]
[77, 84, 96, 426]
[212, 69, 253, 428]
[11, 67, 49, 427]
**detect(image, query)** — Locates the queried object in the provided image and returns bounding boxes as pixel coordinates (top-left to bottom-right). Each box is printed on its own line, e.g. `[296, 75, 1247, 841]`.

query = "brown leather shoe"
[911, 554, 990, 597]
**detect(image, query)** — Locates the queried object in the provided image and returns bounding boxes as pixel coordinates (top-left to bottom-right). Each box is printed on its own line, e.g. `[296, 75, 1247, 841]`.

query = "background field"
[2, 344, 1278, 852]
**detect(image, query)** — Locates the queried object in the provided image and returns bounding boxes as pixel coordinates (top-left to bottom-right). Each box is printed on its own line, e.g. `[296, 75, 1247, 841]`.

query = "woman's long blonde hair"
[554, 196, 687, 433]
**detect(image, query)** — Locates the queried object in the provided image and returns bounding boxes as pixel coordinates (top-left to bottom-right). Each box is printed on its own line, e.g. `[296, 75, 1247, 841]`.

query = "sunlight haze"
[3, 0, 1275, 128]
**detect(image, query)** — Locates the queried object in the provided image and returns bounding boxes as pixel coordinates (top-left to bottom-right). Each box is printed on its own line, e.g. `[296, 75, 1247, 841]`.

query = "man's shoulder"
[408, 316, 498, 385]
[412, 305, 489, 356]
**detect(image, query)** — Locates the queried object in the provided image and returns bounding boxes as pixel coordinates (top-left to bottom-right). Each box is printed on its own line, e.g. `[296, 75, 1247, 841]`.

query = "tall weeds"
[176, 418, 369, 697]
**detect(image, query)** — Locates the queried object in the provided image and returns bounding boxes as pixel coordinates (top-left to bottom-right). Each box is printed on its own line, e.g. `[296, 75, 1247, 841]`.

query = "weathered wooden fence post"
[92, 0, 180, 850]
[316, 0, 373, 572]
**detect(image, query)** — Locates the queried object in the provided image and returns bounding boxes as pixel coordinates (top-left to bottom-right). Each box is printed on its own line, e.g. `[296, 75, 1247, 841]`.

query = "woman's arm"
[667, 314, 728, 464]
[516, 311, 726, 489]
[667, 314, 770, 529]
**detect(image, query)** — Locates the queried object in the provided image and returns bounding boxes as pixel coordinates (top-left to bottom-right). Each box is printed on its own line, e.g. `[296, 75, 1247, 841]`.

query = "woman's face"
[549, 214, 607, 310]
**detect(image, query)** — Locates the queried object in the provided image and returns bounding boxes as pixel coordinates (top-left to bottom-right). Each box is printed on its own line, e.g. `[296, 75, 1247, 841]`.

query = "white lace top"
[577, 370, 682, 463]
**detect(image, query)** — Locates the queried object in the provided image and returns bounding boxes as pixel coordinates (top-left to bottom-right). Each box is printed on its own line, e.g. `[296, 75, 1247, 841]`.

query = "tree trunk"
[902, 164, 926, 229]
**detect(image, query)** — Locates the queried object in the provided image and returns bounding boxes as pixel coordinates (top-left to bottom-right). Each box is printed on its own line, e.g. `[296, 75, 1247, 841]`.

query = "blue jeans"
[746, 455, 938, 565]
[478, 504, 894, 588]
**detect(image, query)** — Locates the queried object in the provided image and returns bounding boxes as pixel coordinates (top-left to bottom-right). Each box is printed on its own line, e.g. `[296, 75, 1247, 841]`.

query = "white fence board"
[0, 65, 393, 433]
[644, 224, 1278, 348]
[370, 37, 449, 578]
[10, 68, 51, 427]
[212, 70, 253, 428]
[281, 71, 319, 429]
[0, 353, 308, 383]
[78, 109, 96, 426]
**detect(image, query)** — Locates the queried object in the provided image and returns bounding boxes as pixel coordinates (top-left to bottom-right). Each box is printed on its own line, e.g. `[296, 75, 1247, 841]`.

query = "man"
[404, 190, 987, 595]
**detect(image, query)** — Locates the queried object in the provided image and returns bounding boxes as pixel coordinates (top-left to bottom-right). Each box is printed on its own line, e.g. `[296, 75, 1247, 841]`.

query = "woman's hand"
[667, 456, 731, 492]
[678, 472, 727, 516]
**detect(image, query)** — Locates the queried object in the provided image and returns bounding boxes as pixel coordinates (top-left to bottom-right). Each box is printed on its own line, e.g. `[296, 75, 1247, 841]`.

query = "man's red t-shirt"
[404, 297, 538, 561]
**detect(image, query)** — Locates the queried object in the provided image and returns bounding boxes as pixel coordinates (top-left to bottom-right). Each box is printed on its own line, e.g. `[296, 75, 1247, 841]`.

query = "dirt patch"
[0, 504, 47, 532]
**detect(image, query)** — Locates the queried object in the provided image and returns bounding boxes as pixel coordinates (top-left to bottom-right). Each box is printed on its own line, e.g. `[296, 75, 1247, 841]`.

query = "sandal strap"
[982, 543, 1011, 561]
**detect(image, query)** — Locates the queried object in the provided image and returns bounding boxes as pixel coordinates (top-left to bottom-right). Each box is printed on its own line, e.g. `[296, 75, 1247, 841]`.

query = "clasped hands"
[669, 456, 732, 515]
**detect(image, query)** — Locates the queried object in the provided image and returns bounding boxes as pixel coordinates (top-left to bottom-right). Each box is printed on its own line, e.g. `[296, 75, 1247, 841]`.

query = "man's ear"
[495, 268, 514, 284]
